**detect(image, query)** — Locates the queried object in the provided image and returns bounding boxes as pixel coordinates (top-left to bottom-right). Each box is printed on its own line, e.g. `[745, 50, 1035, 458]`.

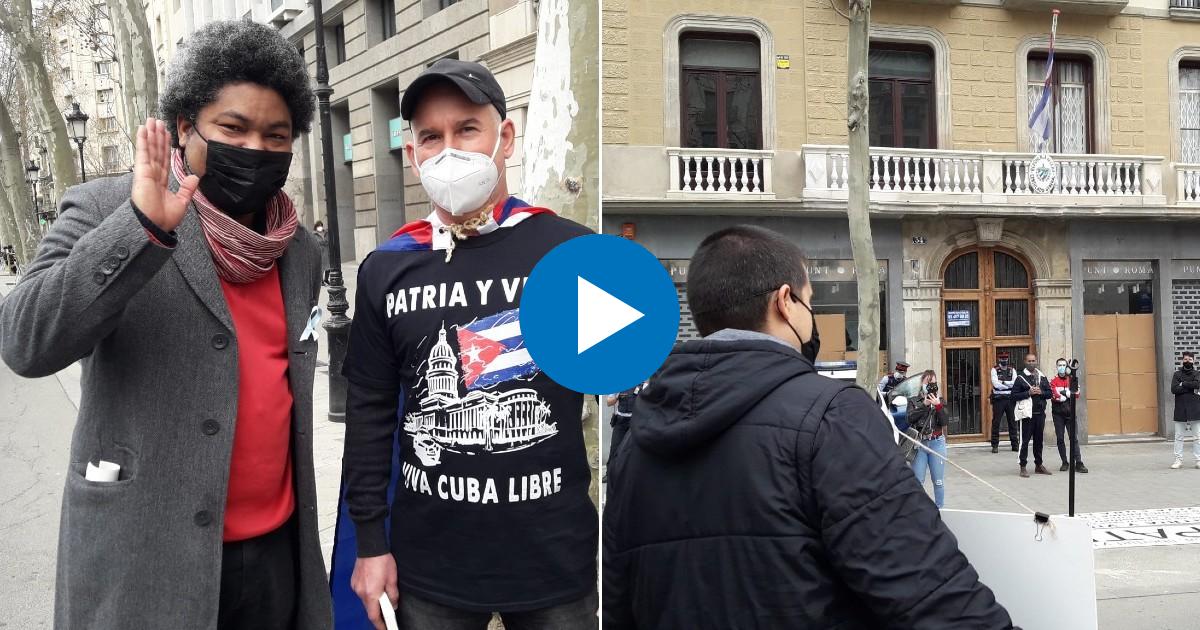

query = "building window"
[94, 61, 111, 76]
[333, 23, 346, 65]
[868, 44, 936, 149]
[1181, 64, 1200, 163]
[439, 0, 460, 9]
[382, 0, 397, 40]
[102, 145, 120, 172]
[97, 116, 117, 133]
[679, 33, 762, 150]
[1027, 54, 1094, 154]
[97, 88, 113, 104]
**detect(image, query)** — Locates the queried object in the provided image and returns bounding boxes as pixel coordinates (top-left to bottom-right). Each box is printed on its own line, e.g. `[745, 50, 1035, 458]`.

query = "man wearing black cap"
[339, 59, 597, 629]
[990, 352, 1019, 453]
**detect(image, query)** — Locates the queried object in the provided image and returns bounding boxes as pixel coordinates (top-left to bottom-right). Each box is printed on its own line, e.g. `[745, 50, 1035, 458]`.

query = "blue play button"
[521, 234, 680, 394]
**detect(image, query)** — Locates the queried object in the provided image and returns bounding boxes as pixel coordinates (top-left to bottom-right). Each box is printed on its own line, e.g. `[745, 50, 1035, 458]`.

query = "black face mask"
[1185, 362, 1195, 372]
[189, 125, 292, 216]
[786, 293, 821, 363]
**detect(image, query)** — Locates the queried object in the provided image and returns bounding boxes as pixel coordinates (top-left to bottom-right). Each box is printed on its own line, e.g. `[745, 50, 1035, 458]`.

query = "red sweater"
[1050, 375, 1080, 404]
[219, 267, 295, 542]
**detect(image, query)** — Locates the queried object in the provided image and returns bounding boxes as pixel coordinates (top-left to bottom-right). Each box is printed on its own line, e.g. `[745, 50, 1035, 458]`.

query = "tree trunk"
[105, 0, 158, 137]
[0, 96, 40, 261]
[846, 1, 882, 393]
[521, 0, 600, 504]
[0, 0, 81, 200]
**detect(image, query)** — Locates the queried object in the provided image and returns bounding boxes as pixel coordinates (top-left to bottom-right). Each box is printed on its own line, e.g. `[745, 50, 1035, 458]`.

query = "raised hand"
[131, 118, 199, 232]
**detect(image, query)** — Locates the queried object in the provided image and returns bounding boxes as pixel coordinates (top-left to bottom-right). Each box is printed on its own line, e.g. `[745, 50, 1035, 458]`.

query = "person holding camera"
[908, 370, 948, 508]
[990, 352, 1019, 454]
[1050, 358, 1087, 473]
[1169, 351, 1200, 469]
[1012, 353, 1053, 478]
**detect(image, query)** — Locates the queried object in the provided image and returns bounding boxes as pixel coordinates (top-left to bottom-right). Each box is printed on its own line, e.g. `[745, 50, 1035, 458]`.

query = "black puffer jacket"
[1171, 368, 1200, 421]
[602, 337, 1014, 630]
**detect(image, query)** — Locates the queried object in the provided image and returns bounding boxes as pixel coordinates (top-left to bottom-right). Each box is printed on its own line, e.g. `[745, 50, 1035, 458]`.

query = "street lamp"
[64, 101, 89, 183]
[311, 0, 352, 422]
[24, 159, 40, 206]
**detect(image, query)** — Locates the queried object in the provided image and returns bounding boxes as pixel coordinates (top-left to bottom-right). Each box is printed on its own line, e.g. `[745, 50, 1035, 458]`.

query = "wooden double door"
[941, 247, 1036, 441]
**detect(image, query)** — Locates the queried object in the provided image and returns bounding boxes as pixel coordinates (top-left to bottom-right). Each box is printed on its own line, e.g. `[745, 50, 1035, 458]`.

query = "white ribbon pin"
[300, 306, 322, 342]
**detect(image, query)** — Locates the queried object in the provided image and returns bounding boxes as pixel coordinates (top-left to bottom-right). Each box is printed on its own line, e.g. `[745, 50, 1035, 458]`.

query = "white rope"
[900, 429, 1038, 516]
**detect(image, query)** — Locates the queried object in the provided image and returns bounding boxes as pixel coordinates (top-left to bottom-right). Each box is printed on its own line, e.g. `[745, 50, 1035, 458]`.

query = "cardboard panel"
[1085, 314, 1117, 341]
[1116, 314, 1155, 350]
[1118, 373, 1160, 408]
[1085, 373, 1119, 400]
[1084, 339, 1119, 375]
[1118, 347, 1157, 375]
[817, 349, 845, 363]
[1086, 399, 1122, 435]
[1121, 406, 1159, 434]
[814, 314, 847, 354]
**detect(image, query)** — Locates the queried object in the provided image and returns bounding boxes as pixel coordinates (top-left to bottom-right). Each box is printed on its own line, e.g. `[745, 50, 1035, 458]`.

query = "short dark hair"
[1185, 351, 1195, 359]
[686, 225, 808, 337]
[921, 369, 936, 383]
[159, 20, 316, 147]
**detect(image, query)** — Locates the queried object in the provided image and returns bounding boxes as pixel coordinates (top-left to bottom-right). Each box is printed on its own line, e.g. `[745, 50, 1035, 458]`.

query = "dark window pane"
[683, 71, 718, 148]
[997, 345, 1031, 367]
[995, 299, 1030, 336]
[725, 74, 761, 149]
[945, 348, 982, 435]
[900, 82, 933, 149]
[869, 80, 895, 147]
[870, 48, 933, 80]
[945, 252, 979, 290]
[994, 252, 1029, 288]
[680, 38, 759, 70]
[1083, 281, 1154, 315]
[945, 300, 980, 338]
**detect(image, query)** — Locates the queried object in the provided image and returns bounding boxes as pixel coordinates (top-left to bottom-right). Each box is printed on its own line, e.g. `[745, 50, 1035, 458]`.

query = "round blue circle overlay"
[521, 234, 680, 395]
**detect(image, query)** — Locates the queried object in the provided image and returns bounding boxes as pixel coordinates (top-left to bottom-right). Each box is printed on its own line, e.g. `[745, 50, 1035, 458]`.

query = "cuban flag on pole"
[1028, 9, 1060, 151]
[457, 308, 539, 389]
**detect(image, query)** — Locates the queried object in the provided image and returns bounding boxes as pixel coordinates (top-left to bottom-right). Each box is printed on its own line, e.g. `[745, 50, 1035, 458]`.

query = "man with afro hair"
[0, 19, 331, 630]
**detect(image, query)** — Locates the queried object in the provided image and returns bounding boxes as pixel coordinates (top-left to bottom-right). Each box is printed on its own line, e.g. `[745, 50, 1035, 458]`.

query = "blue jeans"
[911, 435, 947, 508]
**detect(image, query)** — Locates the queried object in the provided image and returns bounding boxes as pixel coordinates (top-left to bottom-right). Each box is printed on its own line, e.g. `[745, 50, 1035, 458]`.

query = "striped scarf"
[172, 150, 298, 284]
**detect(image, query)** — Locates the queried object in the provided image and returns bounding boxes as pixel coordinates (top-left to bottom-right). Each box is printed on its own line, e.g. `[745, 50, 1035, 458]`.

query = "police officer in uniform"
[990, 351, 1018, 453]
[878, 361, 910, 399]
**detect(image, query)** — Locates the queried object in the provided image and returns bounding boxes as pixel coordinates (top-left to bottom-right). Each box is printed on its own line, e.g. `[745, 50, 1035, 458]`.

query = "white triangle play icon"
[578, 276, 644, 354]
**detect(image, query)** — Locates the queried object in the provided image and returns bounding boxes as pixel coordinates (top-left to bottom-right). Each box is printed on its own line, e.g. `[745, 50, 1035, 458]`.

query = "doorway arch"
[941, 246, 1037, 441]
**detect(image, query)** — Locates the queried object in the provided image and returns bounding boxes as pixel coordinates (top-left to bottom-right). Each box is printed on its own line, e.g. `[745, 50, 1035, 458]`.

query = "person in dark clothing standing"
[1012, 353, 1053, 478]
[990, 352, 1018, 453]
[1050, 358, 1087, 473]
[878, 361, 910, 398]
[1169, 351, 1200, 469]
[605, 382, 644, 466]
[907, 370, 949, 508]
[602, 225, 1014, 630]
[339, 60, 597, 630]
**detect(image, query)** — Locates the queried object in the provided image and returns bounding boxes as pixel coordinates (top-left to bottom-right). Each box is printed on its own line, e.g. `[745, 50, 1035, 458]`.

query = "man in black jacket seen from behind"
[602, 225, 1013, 630]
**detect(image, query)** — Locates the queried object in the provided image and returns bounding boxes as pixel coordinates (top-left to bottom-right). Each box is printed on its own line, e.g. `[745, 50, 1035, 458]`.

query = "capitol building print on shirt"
[404, 323, 558, 467]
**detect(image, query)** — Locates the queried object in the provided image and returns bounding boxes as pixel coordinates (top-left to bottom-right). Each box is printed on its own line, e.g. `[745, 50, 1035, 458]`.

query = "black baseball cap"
[401, 58, 507, 121]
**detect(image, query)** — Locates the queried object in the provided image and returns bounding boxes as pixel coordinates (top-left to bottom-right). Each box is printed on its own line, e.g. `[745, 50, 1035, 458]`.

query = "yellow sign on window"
[776, 55, 790, 70]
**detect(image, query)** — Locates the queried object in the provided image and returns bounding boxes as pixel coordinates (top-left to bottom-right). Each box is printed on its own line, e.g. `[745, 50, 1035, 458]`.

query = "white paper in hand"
[379, 593, 399, 630]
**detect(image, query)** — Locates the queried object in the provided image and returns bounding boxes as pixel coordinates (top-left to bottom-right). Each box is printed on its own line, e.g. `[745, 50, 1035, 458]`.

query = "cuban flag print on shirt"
[456, 308, 539, 389]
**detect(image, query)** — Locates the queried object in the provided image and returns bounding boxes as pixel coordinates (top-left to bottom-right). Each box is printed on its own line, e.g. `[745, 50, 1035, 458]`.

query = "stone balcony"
[600, 144, 1200, 215]
[1000, 0, 1129, 16]
[801, 145, 1168, 210]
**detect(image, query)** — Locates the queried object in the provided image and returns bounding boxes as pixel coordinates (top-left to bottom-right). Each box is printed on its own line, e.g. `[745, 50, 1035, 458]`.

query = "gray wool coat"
[0, 173, 333, 630]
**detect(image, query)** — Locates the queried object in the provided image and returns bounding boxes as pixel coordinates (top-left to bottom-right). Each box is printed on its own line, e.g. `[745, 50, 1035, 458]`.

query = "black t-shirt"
[344, 207, 597, 611]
